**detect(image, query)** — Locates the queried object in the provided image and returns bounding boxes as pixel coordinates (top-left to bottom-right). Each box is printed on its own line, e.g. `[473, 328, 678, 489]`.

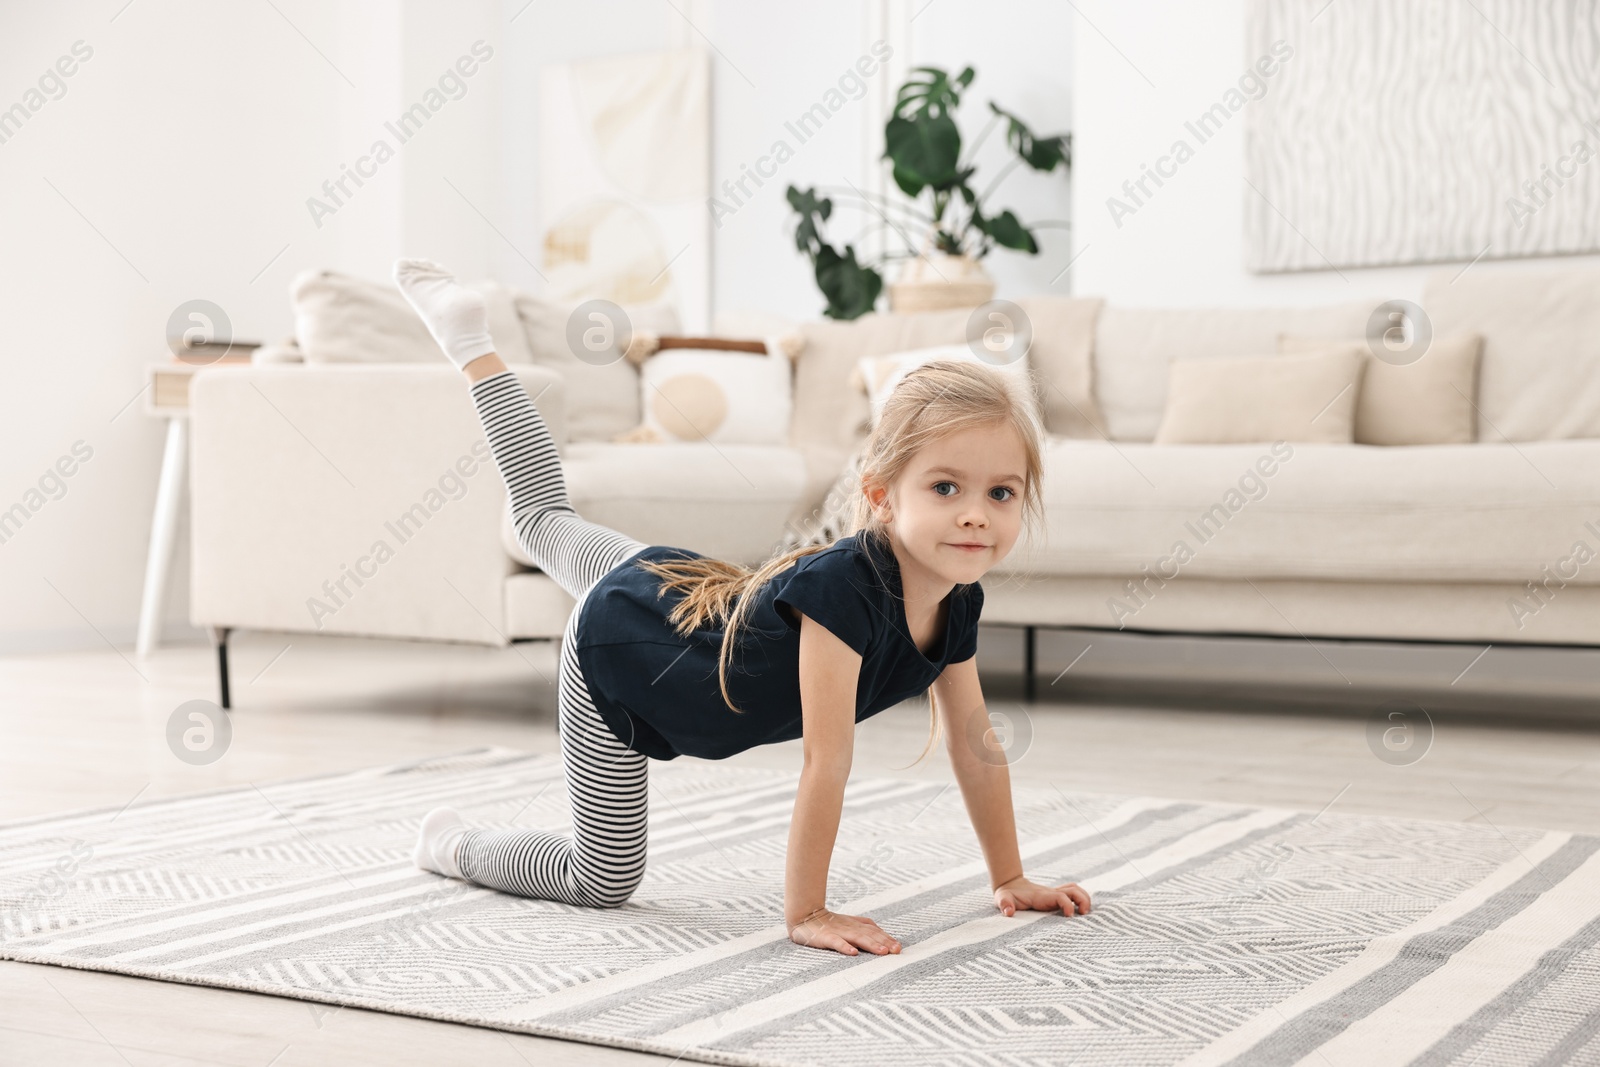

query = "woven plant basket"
[887, 251, 995, 313]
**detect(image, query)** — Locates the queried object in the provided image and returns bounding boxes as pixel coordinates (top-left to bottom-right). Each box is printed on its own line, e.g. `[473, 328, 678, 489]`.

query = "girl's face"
[867, 420, 1029, 589]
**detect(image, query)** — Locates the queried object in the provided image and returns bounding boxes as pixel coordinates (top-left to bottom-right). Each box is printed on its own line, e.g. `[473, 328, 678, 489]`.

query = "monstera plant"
[788, 65, 1070, 320]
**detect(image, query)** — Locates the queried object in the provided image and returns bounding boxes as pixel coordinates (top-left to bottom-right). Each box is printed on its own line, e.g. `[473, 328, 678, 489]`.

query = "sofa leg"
[209, 626, 233, 710]
[1023, 625, 1036, 704]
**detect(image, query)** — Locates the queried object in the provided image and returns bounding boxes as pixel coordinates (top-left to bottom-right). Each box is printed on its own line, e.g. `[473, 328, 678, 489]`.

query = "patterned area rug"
[2, 747, 1598, 1067]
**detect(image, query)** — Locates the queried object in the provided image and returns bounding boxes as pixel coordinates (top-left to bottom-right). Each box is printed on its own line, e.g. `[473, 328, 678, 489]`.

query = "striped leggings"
[459, 370, 651, 909]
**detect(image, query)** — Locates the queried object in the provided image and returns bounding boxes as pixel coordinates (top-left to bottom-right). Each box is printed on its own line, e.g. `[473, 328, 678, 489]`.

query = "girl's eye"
[989, 486, 1016, 502]
[933, 481, 958, 497]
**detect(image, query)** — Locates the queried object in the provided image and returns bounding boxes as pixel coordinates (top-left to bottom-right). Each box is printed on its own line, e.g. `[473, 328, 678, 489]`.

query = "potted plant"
[787, 65, 1071, 320]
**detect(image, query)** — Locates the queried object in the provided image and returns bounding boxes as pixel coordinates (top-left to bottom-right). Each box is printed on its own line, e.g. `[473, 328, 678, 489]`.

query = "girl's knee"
[580, 869, 643, 909]
[514, 503, 578, 550]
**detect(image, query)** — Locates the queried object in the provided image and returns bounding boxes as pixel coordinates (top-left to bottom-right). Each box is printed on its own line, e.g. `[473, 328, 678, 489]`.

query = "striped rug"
[2, 747, 1597, 1066]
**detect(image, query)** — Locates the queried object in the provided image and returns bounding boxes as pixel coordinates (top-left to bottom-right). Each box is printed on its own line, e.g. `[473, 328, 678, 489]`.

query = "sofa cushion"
[996, 437, 1600, 586]
[1014, 295, 1106, 438]
[1154, 348, 1363, 444]
[1424, 263, 1600, 442]
[290, 269, 533, 366]
[499, 441, 807, 569]
[1094, 302, 1378, 441]
[513, 292, 681, 443]
[1279, 332, 1483, 446]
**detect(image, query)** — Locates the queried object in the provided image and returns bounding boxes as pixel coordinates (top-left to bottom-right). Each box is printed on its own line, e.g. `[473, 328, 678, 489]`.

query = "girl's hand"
[787, 907, 903, 957]
[994, 875, 1092, 918]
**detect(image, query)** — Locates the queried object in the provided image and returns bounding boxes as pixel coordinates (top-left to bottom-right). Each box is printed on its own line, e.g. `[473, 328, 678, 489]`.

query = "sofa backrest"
[1425, 263, 1600, 442]
[1093, 302, 1378, 441]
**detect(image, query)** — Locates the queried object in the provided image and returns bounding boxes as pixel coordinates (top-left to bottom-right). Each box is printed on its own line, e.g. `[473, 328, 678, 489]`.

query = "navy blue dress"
[572, 532, 984, 760]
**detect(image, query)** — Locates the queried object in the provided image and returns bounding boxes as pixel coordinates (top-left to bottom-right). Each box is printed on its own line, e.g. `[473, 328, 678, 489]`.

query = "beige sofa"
[189, 262, 1600, 705]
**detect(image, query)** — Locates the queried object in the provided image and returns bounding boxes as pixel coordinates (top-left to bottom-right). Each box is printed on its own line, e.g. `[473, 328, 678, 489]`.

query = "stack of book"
[173, 338, 259, 366]
[149, 339, 261, 415]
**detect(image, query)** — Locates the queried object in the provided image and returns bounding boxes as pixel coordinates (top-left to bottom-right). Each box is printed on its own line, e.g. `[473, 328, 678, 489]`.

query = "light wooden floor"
[1, 628, 1596, 1066]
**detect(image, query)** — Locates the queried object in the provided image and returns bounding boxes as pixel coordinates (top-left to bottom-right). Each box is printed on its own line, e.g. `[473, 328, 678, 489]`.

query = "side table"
[135, 358, 251, 658]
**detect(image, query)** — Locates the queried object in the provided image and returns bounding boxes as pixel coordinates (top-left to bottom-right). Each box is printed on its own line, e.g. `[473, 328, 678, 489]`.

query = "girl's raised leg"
[392, 258, 646, 600]
[466, 368, 646, 600]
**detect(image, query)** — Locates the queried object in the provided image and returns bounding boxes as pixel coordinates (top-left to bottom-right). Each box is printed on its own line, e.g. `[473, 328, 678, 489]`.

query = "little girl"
[393, 259, 1092, 958]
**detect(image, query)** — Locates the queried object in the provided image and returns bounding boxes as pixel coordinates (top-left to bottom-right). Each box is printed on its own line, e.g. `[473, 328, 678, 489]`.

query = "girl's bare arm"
[933, 656, 1025, 884]
[934, 656, 1092, 917]
[785, 613, 902, 956]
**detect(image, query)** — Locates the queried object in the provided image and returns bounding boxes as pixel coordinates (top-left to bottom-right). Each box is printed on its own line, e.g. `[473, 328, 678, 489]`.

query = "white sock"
[392, 258, 497, 370]
[413, 806, 469, 879]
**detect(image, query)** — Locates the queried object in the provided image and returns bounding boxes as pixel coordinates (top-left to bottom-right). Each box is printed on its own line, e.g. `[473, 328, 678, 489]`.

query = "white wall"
[1069, 0, 1600, 309]
[0, 1, 349, 651]
[0, 0, 1071, 651]
[910, 0, 1074, 303]
[702, 0, 894, 325]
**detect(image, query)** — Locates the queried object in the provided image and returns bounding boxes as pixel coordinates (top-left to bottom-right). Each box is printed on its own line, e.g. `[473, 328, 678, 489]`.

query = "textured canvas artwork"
[540, 49, 709, 330]
[1244, 0, 1600, 272]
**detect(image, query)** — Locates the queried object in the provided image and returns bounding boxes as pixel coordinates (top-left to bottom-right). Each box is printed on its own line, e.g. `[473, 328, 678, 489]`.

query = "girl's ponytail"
[635, 542, 831, 714]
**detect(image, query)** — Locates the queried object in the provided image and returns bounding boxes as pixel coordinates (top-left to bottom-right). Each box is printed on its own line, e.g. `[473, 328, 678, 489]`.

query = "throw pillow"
[853, 343, 1037, 428]
[291, 269, 533, 365]
[619, 336, 793, 445]
[1278, 332, 1483, 445]
[1154, 347, 1364, 444]
[514, 292, 681, 443]
[1012, 295, 1106, 437]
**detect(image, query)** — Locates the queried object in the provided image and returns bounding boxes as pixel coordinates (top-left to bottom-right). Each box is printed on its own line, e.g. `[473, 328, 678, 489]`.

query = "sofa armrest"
[189, 362, 566, 646]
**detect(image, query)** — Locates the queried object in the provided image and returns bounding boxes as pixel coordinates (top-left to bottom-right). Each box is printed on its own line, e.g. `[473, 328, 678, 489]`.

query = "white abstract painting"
[1244, 0, 1600, 272]
[540, 49, 709, 330]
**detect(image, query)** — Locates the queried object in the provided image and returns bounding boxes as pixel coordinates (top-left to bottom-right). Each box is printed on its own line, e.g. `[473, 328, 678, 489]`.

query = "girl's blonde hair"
[635, 358, 1046, 765]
